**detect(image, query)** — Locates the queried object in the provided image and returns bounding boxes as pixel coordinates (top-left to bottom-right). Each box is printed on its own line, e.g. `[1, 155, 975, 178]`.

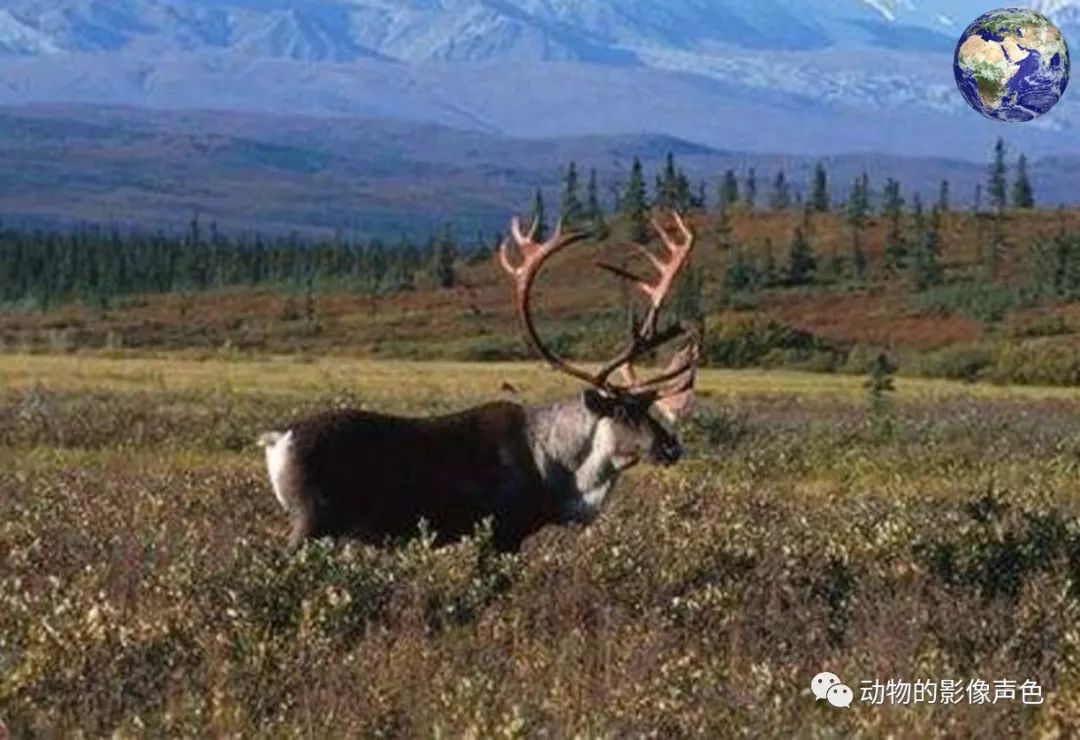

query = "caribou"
[258, 212, 702, 552]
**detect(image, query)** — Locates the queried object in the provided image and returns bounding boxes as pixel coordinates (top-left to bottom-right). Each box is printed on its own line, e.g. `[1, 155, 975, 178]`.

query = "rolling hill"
[2, 104, 1078, 237]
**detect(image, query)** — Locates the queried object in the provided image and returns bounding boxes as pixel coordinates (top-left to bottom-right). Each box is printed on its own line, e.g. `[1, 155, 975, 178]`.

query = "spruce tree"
[433, 226, 457, 289]
[694, 180, 708, 211]
[530, 188, 548, 241]
[881, 178, 903, 221]
[656, 152, 679, 209]
[586, 168, 609, 239]
[912, 193, 925, 234]
[745, 167, 757, 210]
[865, 352, 897, 434]
[810, 162, 829, 213]
[986, 141, 1009, 277]
[720, 169, 739, 211]
[770, 170, 791, 211]
[674, 169, 693, 212]
[988, 137, 1008, 214]
[622, 157, 649, 243]
[560, 161, 585, 226]
[786, 227, 817, 286]
[882, 178, 907, 271]
[846, 173, 870, 231]
[938, 179, 950, 213]
[867, 352, 896, 395]
[724, 250, 758, 297]
[1012, 153, 1035, 209]
[847, 173, 870, 280]
[909, 213, 943, 290]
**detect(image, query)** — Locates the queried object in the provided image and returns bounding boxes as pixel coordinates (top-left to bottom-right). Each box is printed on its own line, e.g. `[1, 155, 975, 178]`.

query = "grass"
[3, 353, 1080, 736]
[2, 353, 1079, 403]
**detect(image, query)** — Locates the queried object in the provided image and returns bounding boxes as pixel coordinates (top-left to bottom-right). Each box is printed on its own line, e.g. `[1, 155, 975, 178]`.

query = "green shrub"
[911, 281, 1034, 324]
[908, 343, 995, 382]
[1008, 314, 1071, 339]
[841, 344, 889, 375]
[703, 317, 841, 369]
[990, 341, 1080, 386]
[913, 492, 1080, 602]
[454, 335, 529, 362]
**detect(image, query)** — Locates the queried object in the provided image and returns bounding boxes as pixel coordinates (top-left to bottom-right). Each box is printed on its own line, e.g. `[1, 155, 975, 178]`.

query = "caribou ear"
[582, 388, 616, 416]
[654, 387, 695, 425]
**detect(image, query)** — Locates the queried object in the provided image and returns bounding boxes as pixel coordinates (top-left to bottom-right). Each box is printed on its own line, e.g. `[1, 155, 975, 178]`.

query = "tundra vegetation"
[2, 356, 1080, 736]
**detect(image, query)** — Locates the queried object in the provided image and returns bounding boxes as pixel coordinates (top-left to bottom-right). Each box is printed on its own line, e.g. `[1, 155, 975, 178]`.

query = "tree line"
[535, 136, 1037, 234]
[0, 137, 1057, 312]
[521, 138, 1045, 304]
[0, 217, 470, 311]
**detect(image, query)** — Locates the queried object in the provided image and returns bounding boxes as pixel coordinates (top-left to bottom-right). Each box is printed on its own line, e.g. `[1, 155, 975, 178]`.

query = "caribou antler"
[497, 217, 596, 386]
[498, 210, 700, 400]
[597, 211, 694, 338]
[593, 211, 699, 391]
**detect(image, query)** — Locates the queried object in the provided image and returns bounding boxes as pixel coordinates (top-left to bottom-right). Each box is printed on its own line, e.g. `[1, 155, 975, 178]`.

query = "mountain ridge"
[2, 103, 1077, 239]
[0, 0, 957, 59]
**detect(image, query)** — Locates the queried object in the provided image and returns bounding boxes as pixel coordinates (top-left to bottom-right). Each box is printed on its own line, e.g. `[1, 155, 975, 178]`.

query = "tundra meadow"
[2, 354, 1080, 737]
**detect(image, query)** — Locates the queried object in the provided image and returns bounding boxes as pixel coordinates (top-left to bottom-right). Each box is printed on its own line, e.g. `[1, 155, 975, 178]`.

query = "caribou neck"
[525, 395, 625, 523]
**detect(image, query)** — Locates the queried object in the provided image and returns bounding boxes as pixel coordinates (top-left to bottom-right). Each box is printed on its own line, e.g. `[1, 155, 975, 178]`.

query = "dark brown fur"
[282, 402, 557, 552]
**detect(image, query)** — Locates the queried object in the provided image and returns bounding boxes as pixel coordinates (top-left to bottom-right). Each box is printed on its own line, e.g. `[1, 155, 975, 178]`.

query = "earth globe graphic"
[954, 7, 1070, 122]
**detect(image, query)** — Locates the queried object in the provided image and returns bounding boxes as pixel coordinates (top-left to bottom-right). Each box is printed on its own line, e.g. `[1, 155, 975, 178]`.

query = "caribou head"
[497, 211, 701, 522]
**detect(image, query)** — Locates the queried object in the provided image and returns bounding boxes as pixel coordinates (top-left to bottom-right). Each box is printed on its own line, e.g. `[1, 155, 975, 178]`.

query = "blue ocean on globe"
[954, 7, 1070, 122]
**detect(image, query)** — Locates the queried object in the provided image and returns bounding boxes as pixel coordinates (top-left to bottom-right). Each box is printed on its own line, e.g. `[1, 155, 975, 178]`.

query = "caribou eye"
[582, 389, 617, 416]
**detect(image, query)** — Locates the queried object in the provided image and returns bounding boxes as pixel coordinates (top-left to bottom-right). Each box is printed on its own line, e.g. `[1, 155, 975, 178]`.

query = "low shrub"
[1008, 314, 1071, 339]
[906, 343, 996, 382]
[683, 405, 752, 451]
[453, 335, 529, 362]
[911, 281, 1035, 325]
[703, 317, 842, 370]
[4, 385, 1080, 735]
[990, 341, 1080, 387]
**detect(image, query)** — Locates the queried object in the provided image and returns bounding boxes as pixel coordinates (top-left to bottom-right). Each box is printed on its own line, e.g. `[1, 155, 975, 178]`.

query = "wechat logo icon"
[812, 671, 854, 708]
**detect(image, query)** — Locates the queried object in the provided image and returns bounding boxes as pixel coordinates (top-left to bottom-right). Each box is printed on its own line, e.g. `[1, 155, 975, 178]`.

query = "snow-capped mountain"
[0, 0, 957, 59]
[0, 1, 1068, 60]
[857, 1, 979, 29]
[0, 8, 61, 54]
[0, 0, 1075, 160]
